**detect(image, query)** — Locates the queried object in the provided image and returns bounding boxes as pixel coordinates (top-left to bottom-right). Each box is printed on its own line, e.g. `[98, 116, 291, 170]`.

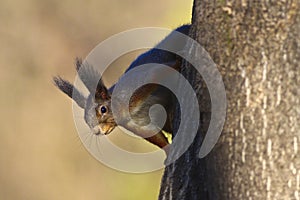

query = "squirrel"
[53, 24, 191, 153]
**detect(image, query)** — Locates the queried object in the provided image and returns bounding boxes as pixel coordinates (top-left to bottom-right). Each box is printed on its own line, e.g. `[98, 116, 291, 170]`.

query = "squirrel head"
[53, 58, 117, 135]
[84, 86, 116, 135]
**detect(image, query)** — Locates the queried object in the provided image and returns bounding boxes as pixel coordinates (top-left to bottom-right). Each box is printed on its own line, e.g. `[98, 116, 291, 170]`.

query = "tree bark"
[159, 1, 300, 199]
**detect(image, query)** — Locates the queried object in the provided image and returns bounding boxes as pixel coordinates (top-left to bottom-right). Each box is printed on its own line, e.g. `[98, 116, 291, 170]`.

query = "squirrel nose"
[91, 126, 101, 135]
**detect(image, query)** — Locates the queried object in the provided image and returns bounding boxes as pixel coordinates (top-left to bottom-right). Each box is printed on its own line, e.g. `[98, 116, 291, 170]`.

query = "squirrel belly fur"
[53, 24, 191, 152]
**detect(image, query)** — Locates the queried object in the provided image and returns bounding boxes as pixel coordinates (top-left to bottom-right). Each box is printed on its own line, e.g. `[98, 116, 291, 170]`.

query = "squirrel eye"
[100, 106, 107, 114]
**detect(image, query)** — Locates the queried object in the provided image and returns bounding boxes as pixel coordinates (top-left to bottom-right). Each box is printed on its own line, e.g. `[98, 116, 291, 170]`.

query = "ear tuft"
[74, 59, 110, 101]
[53, 76, 73, 97]
[53, 76, 86, 108]
[75, 60, 101, 93]
[95, 80, 109, 100]
[75, 57, 82, 72]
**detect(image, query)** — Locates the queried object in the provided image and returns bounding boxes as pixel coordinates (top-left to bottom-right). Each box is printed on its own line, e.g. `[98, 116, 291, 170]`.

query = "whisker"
[82, 132, 92, 143]
[95, 136, 102, 155]
[80, 131, 93, 148]
[87, 134, 93, 149]
[73, 133, 85, 150]
[68, 123, 104, 156]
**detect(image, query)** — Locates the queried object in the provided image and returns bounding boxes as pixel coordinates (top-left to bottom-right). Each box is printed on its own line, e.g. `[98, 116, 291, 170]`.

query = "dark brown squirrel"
[53, 25, 191, 152]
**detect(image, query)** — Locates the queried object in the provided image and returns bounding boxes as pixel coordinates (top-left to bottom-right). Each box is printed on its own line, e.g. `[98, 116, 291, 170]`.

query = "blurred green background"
[0, 0, 192, 199]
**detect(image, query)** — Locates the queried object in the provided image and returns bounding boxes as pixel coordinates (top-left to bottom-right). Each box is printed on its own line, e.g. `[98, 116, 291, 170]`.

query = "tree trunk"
[159, 1, 300, 199]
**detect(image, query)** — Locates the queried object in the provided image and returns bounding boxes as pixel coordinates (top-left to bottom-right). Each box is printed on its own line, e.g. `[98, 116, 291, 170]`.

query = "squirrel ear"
[53, 76, 87, 108]
[95, 79, 110, 100]
[75, 58, 97, 93]
[74, 58, 110, 101]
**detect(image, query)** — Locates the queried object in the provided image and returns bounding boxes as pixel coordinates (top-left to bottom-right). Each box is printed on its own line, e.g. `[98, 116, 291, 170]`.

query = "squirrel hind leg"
[144, 131, 169, 150]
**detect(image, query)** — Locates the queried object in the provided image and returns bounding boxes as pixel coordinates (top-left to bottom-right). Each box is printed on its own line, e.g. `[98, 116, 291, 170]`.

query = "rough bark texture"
[159, 1, 300, 199]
